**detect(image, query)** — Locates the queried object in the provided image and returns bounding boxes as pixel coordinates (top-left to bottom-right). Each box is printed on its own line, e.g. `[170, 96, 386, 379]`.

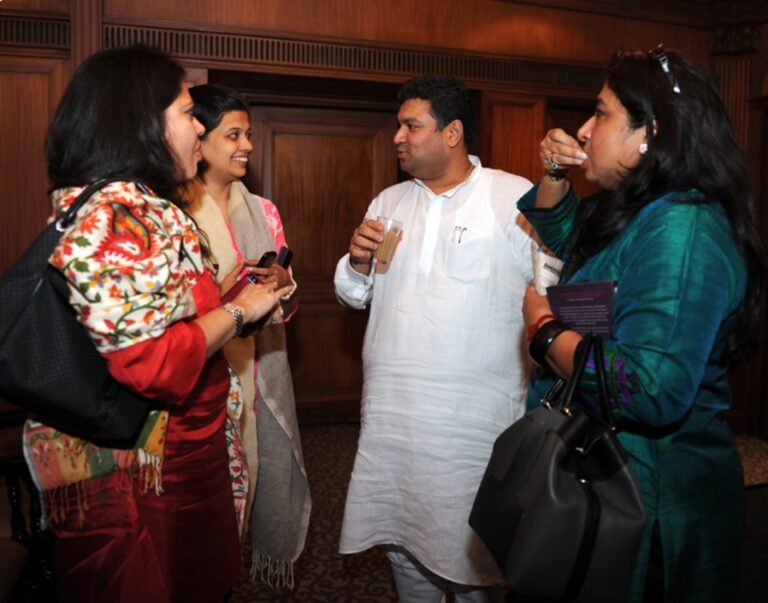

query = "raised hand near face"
[540, 128, 587, 176]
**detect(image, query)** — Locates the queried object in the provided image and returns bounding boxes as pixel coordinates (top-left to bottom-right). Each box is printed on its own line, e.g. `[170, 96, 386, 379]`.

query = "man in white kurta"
[335, 76, 533, 602]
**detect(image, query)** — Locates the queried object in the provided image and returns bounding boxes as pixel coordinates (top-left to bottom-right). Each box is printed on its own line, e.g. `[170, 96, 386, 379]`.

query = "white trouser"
[386, 547, 504, 603]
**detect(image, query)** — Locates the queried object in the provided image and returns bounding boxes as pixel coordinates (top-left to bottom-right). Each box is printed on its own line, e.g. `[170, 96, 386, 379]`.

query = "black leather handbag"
[469, 334, 645, 602]
[0, 180, 150, 446]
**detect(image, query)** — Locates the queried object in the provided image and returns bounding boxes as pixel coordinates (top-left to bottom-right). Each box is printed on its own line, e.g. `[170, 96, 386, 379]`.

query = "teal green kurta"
[519, 185, 745, 602]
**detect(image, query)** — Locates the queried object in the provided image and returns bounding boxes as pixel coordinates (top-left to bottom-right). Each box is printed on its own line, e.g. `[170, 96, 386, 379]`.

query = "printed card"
[546, 281, 616, 337]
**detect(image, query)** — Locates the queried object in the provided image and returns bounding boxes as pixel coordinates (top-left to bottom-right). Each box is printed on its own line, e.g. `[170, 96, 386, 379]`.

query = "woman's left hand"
[523, 284, 554, 329]
[523, 283, 581, 378]
[246, 263, 292, 290]
[219, 261, 245, 297]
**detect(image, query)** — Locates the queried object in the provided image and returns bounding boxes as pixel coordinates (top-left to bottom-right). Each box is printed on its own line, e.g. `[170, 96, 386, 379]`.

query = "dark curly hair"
[397, 75, 476, 147]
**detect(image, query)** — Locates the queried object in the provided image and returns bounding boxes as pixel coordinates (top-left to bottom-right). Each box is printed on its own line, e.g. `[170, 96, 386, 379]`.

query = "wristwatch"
[221, 302, 244, 337]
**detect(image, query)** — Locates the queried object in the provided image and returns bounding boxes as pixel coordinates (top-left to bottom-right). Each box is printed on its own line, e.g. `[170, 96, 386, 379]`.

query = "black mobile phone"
[276, 246, 293, 269]
[256, 250, 277, 268]
[246, 251, 278, 284]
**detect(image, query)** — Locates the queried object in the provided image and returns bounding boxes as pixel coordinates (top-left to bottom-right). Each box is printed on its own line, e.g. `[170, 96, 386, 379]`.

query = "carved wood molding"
[500, 1, 768, 27]
[70, 0, 103, 65]
[0, 15, 606, 90]
[102, 23, 604, 92]
[0, 14, 69, 53]
[709, 23, 761, 55]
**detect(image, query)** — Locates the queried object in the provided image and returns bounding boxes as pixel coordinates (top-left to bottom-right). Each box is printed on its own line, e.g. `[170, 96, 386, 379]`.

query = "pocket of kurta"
[444, 227, 492, 282]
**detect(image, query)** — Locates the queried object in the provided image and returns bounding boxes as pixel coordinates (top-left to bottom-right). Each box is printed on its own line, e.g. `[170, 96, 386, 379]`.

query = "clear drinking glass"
[373, 216, 404, 271]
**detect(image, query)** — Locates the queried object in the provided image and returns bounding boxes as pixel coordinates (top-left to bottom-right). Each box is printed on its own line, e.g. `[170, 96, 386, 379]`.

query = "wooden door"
[247, 106, 397, 423]
[480, 91, 545, 181]
[0, 57, 65, 273]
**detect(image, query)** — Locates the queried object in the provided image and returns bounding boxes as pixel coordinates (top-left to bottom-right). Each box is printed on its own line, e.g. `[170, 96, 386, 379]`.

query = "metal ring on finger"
[547, 156, 560, 171]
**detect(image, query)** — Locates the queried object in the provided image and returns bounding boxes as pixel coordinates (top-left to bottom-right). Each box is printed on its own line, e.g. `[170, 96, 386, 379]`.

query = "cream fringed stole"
[188, 179, 311, 589]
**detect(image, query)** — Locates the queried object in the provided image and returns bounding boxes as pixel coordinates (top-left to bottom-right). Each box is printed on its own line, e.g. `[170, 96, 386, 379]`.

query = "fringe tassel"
[39, 449, 161, 527]
[43, 482, 89, 527]
[138, 449, 164, 495]
[249, 552, 295, 590]
[44, 485, 66, 525]
[76, 479, 89, 526]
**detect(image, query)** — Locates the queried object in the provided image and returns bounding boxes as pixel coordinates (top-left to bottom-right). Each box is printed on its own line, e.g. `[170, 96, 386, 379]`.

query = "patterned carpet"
[736, 435, 768, 486]
[230, 424, 398, 603]
[229, 424, 768, 603]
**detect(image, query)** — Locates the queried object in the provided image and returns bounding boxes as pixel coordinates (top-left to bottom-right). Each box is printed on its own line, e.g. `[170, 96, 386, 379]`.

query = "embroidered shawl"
[23, 182, 205, 521]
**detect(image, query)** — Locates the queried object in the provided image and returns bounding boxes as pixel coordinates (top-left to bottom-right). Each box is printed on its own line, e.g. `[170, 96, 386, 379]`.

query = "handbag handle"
[560, 332, 594, 413]
[592, 335, 617, 431]
[56, 178, 138, 232]
[544, 333, 617, 430]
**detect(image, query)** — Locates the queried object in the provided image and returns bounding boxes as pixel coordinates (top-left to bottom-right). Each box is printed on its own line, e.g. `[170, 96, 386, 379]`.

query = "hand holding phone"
[222, 249, 280, 303]
[247, 251, 277, 280]
[276, 246, 293, 269]
[247, 247, 293, 285]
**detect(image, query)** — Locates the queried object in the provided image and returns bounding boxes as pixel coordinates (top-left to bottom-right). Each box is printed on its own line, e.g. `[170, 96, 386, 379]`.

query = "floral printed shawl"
[23, 182, 217, 523]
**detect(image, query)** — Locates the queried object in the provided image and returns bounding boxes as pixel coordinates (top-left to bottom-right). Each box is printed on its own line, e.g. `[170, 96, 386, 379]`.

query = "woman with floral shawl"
[22, 45, 291, 602]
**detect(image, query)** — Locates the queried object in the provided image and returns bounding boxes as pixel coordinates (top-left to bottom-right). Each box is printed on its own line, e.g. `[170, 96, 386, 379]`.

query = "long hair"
[397, 75, 476, 147]
[567, 48, 765, 366]
[45, 44, 186, 204]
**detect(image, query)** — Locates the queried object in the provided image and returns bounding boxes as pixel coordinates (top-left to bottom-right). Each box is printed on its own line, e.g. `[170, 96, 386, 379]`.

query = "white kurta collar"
[415, 155, 484, 275]
[413, 155, 483, 200]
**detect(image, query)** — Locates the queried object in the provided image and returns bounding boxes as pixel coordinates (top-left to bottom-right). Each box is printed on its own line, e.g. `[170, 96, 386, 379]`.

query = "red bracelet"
[526, 313, 556, 342]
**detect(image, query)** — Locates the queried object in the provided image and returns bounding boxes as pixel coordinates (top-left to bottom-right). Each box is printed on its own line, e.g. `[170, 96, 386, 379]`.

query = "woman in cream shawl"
[186, 84, 311, 589]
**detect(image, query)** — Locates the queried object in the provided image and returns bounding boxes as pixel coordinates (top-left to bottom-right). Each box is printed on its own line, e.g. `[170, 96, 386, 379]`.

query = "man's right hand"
[349, 218, 384, 274]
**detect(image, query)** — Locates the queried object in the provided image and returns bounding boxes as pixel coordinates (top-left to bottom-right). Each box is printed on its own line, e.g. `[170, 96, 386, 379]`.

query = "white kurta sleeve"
[492, 173, 535, 283]
[334, 254, 374, 309]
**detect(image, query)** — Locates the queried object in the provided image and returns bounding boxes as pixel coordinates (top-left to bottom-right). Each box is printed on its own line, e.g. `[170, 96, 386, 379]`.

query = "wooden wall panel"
[249, 108, 397, 272]
[104, 0, 710, 66]
[248, 106, 397, 421]
[743, 96, 768, 438]
[0, 57, 63, 273]
[481, 92, 544, 181]
[0, 0, 68, 14]
[70, 0, 103, 65]
[713, 54, 751, 148]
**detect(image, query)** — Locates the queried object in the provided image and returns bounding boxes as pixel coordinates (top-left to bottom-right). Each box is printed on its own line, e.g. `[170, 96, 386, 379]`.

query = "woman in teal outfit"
[519, 47, 764, 601]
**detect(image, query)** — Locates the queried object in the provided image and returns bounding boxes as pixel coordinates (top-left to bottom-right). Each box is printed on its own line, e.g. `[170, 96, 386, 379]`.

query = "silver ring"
[548, 157, 560, 171]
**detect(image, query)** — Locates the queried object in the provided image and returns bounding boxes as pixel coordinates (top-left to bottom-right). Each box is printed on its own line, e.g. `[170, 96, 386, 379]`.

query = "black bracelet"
[529, 320, 569, 367]
[544, 170, 567, 183]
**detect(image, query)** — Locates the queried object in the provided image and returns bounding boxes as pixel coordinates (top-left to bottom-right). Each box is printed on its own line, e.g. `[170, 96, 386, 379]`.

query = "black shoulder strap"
[57, 178, 137, 230]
